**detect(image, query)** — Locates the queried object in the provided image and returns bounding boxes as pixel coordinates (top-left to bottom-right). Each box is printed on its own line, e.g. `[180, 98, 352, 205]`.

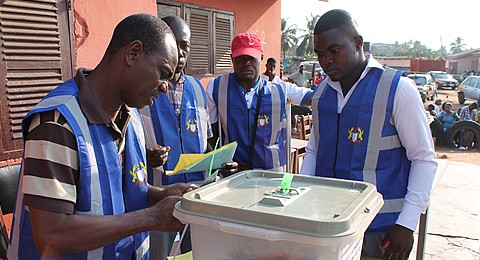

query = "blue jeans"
[458, 129, 465, 147]
[362, 233, 386, 258]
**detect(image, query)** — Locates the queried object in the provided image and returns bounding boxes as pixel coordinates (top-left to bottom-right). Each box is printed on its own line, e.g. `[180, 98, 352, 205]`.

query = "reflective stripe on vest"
[268, 82, 285, 170]
[312, 80, 328, 150]
[138, 106, 164, 187]
[218, 74, 230, 145]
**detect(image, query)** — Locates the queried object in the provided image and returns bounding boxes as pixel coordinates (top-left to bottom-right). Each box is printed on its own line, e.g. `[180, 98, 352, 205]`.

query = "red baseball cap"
[231, 32, 263, 59]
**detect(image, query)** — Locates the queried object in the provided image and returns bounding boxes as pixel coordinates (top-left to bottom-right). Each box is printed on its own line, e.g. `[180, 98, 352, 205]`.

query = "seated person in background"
[433, 97, 442, 115]
[426, 104, 438, 118]
[438, 102, 460, 132]
[458, 102, 477, 121]
[456, 102, 478, 151]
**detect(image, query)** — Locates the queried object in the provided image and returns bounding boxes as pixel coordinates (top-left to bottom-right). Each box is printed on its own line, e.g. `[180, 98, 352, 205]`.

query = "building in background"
[447, 48, 480, 75]
[0, 0, 281, 164]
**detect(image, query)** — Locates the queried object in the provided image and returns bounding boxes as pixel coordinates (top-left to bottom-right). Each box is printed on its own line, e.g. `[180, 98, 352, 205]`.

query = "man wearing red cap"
[207, 32, 313, 171]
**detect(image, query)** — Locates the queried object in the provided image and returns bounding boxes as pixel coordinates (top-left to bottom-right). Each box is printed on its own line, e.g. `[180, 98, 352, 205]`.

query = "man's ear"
[354, 36, 363, 51]
[126, 40, 143, 66]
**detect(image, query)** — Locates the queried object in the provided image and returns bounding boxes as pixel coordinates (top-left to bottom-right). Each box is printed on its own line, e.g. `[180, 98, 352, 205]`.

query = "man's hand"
[217, 162, 239, 177]
[147, 183, 196, 232]
[237, 162, 252, 172]
[146, 145, 170, 168]
[162, 182, 196, 198]
[149, 195, 185, 232]
[380, 224, 414, 260]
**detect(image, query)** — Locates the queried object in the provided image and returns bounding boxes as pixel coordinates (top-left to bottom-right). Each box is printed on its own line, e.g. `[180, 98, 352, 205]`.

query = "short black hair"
[314, 9, 359, 37]
[162, 15, 188, 29]
[106, 13, 173, 56]
[266, 57, 276, 64]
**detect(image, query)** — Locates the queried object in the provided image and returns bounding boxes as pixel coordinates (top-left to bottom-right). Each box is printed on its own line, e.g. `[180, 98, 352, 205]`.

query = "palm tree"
[409, 41, 434, 59]
[281, 18, 298, 60]
[295, 13, 320, 57]
[450, 37, 466, 54]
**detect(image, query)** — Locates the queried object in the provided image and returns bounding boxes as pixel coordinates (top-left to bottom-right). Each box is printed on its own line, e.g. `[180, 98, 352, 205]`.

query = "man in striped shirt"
[457, 102, 478, 150]
[8, 14, 193, 260]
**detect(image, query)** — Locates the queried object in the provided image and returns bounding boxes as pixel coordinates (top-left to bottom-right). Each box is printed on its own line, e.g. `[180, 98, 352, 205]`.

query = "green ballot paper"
[165, 142, 237, 175]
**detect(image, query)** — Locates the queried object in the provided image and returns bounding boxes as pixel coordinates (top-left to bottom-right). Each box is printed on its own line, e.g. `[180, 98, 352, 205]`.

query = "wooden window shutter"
[185, 7, 211, 75]
[213, 12, 233, 74]
[0, 0, 73, 161]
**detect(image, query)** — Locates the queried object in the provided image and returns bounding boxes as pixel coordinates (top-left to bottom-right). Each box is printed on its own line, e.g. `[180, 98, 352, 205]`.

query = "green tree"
[281, 18, 298, 60]
[391, 41, 413, 56]
[295, 13, 320, 57]
[450, 37, 466, 54]
[409, 41, 435, 59]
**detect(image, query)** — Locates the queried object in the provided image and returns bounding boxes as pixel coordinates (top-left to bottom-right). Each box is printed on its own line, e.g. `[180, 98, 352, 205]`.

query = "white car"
[408, 74, 436, 103]
[426, 71, 458, 90]
[457, 75, 480, 104]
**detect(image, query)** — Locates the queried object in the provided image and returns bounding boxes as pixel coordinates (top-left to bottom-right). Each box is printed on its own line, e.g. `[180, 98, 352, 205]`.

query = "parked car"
[457, 75, 480, 104]
[408, 74, 436, 102]
[426, 71, 458, 90]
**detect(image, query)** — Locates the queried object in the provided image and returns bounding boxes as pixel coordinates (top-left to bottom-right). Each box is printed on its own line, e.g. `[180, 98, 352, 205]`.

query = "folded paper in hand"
[165, 142, 237, 175]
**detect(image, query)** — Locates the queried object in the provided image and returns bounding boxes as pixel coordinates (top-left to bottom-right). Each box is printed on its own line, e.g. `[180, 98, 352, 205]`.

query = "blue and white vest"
[143, 75, 208, 185]
[8, 78, 150, 259]
[311, 67, 411, 233]
[212, 73, 287, 170]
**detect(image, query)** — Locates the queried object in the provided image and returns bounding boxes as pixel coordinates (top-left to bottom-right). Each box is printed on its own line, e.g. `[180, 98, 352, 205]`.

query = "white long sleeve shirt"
[300, 57, 437, 232]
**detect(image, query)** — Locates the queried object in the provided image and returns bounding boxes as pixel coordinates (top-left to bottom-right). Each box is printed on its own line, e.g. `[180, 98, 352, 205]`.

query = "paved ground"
[410, 159, 480, 259]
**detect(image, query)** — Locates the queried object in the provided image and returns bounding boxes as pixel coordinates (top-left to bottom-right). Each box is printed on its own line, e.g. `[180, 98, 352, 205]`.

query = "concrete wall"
[375, 57, 411, 71]
[73, 0, 157, 69]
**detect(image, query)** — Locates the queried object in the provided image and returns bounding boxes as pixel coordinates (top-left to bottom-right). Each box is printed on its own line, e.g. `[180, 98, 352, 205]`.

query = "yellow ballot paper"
[165, 142, 237, 175]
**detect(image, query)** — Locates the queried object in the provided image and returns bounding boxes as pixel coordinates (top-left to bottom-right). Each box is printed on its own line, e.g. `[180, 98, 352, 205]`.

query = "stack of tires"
[431, 119, 480, 149]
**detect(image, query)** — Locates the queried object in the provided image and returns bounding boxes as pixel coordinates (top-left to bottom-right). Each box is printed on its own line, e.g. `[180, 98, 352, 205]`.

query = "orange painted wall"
[73, 0, 157, 70]
[73, 0, 281, 87]
[168, 0, 282, 86]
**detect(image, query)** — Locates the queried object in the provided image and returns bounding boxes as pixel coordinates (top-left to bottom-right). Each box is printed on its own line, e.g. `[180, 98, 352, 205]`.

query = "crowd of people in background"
[426, 96, 479, 150]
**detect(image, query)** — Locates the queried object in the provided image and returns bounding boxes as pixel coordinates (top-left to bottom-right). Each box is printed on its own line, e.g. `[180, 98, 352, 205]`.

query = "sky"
[282, 0, 480, 51]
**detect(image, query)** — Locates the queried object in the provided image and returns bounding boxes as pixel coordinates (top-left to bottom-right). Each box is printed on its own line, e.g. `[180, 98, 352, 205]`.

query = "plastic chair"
[0, 164, 21, 258]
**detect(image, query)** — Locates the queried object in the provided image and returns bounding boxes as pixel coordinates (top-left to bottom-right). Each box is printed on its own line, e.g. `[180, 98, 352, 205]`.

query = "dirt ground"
[427, 88, 480, 165]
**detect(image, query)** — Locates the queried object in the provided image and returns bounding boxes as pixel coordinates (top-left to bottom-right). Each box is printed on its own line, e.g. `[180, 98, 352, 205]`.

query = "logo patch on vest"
[257, 115, 269, 127]
[129, 162, 148, 187]
[186, 119, 199, 134]
[348, 127, 364, 144]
